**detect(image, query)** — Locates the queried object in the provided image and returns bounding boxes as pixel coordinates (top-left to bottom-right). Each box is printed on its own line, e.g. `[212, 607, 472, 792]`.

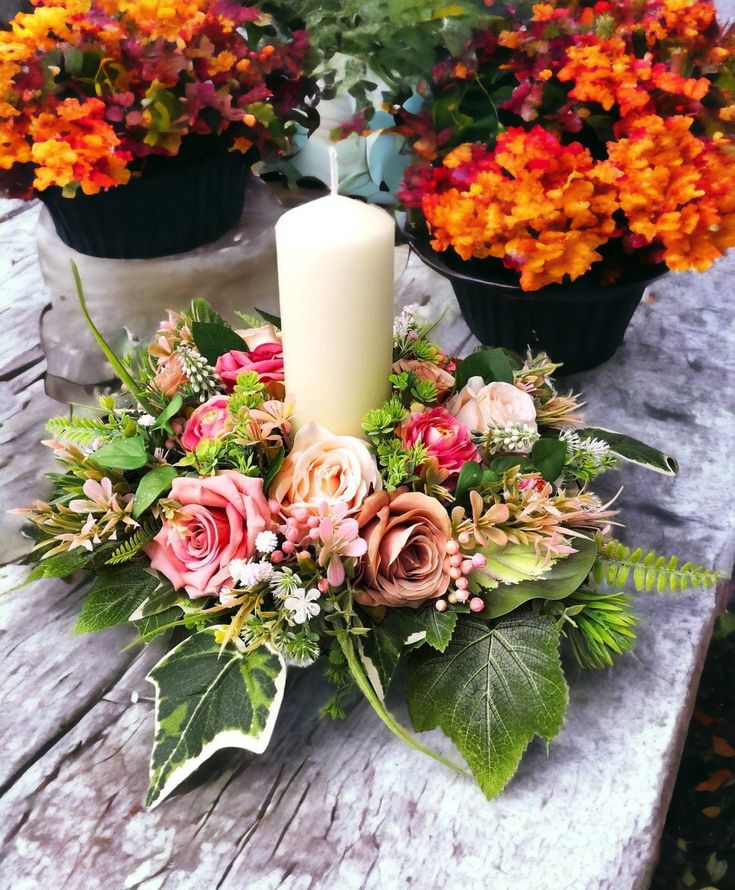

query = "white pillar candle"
[275, 193, 395, 437]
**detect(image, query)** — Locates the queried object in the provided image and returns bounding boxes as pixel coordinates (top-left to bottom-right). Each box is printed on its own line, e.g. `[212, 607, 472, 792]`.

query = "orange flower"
[608, 115, 735, 271]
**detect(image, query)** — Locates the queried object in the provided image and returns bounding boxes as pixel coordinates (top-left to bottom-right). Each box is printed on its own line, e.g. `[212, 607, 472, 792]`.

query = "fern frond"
[593, 537, 721, 593]
[105, 519, 160, 565]
[46, 415, 112, 448]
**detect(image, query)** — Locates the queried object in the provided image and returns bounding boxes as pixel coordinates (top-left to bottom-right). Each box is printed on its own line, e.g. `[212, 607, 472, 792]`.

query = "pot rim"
[404, 229, 668, 301]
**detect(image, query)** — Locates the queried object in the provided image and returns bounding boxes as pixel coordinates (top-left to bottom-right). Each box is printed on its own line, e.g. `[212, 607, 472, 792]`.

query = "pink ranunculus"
[145, 471, 272, 599]
[180, 396, 233, 451]
[215, 324, 285, 398]
[355, 490, 452, 608]
[400, 406, 479, 479]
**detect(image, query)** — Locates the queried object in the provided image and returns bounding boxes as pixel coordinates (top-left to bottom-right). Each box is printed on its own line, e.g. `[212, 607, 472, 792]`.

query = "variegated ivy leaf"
[468, 542, 552, 592]
[577, 428, 678, 475]
[146, 628, 286, 808]
[406, 612, 568, 800]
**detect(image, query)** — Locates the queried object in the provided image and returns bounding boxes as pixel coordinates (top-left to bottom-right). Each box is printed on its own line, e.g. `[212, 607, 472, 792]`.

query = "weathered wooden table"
[0, 191, 733, 890]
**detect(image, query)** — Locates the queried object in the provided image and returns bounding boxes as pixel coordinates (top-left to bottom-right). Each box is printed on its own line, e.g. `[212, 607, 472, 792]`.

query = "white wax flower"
[283, 588, 321, 624]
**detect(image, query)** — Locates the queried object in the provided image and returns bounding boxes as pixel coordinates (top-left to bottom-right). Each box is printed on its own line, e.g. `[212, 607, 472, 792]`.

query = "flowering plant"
[15, 281, 719, 806]
[396, 0, 735, 290]
[0, 0, 318, 199]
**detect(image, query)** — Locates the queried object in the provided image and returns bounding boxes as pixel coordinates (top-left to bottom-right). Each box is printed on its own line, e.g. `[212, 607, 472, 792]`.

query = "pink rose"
[271, 422, 382, 516]
[392, 358, 456, 401]
[181, 396, 232, 451]
[216, 324, 284, 398]
[145, 471, 272, 599]
[355, 490, 452, 608]
[447, 377, 537, 432]
[400, 406, 479, 480]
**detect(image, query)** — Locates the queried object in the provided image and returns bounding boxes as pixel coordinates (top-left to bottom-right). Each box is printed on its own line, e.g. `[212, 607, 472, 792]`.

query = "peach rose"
[447, 377, 537, 432]
[355, 490, 452, 608]
[271, 422, 382, 516]
[145, 471, 271, 598]
[181, 396, 232, 451]
[392, 358, 455, 401]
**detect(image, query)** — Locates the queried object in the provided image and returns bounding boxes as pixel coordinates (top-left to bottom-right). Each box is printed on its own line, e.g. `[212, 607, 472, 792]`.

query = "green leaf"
[152, 394, 183, 434]
[92, 435, 148, 470]
[471, 538, 598, 619]
[75, 565, 160, 633]
[146, 629, 286, 808]
[133, 466, 178, 519]
[531, 438, 567, 483]
[26, 547, 93, 582]
[191, 321, 246, 365]
[577, 428, 678, 475]
[134, 606, 185, 643]
[454, 460, 484, 506]
[255, 307, 282, 329]
[414, 605, 458, 653]
[359, 609, 426, 700]
[406, 612, 568, 800]
[187, 298, 227, 325]
[456, 347, 515, 389]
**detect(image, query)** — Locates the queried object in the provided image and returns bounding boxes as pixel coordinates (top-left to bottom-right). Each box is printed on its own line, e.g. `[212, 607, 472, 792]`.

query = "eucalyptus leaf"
[406, 612, 568, 799]
[133, 466, 178, 519]
[578, 428, 678, 475]
[191, 321, 246, 365]
[471, 537, 598, 619]
[75, 565, 160, 633]
[92, 435, 148, 470]
[146, 629, 286, 807]
[456, 348, 515, 389]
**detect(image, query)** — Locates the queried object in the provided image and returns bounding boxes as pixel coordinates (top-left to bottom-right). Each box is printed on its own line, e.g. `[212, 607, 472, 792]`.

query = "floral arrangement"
[396, 0, 735, 290]
[0, 0, 318, 198]
[15, 277, 720, 807]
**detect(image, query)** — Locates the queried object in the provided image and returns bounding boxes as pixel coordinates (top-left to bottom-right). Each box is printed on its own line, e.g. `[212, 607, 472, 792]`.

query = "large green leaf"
[406, 612, 568, 799]
[577, 428, 678, 475]
[471, 537, 598, 618]
[132, 466, 178, 519]
[146, 629, 286, 808]
[414, 605, 458, 653]
[26, 547, 93, 582]
[455, 348, 515, 389]
[531, 438, 567, 483]
[92, 435, 148, 470]
[75, 565, 160, 633]
[191, 321, 246, 365]
[360, 610, 426, 700]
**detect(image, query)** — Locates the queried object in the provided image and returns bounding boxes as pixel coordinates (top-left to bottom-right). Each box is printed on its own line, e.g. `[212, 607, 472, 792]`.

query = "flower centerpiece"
[14, 279, 720, 807]
[0, 0, 318, 258]
[395, 0, 735, 372]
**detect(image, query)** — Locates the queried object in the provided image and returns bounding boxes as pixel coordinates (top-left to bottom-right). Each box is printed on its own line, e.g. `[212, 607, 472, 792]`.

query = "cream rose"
[271, 422, 382, 515]
[447, 377, 537, 432]
[235, 323, 282, 350]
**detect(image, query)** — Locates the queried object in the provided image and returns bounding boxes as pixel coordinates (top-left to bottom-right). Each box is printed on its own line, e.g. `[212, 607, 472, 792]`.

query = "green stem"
[71, 260, 155, 413]
[337, 631, 470, 779]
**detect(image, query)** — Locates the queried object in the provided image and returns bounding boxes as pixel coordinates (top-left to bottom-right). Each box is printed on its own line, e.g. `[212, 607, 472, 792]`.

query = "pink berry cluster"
[436, 538, 487, 613]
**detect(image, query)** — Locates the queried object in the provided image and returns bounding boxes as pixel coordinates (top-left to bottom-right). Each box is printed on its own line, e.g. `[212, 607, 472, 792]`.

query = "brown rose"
[355, 490, 452, 608]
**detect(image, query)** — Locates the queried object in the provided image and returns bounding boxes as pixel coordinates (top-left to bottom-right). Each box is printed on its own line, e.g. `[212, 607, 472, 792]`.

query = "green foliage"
[471, 537, 598, 617]
[389, 371, 437, 405]
[594, 539, 721, 593]
[91, 434, 148, 470]
[146, 629, 287, 807]
[406, 612, 568, 799]
[531, 437, 567, 483]
[191, 321, 246, 366]
[132, 466, 177, 519]
[414, 605, 457, 653]
[46, 414, 113, 449]
[105, 518, 160, 565]
[454, 460, 484, 506]
[75, 565, 160, 633]
[556, 587, 638, 670]
[322, 641, 359, 720]
[455, 347, 515, 389]
[578, 428, 678, 475]
[185, 298, 227, 326]
[359, 609, 425, 699]
[362, 395, 407, 438]
[373, 438, 428, 490]
[26, 547, 94, 582]
[229, 371, 267, 413]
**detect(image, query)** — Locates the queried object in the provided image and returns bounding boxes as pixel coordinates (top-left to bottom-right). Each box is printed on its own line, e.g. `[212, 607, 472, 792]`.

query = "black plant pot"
[40, 136, 250, 259]
[408, 235, 666, 375]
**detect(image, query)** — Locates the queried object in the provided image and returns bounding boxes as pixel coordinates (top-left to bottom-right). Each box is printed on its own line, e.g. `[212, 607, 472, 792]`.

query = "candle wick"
[329, 145, 339, 197]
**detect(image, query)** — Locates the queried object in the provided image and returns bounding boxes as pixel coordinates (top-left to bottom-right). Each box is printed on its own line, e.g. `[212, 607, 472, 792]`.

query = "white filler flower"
[255, 530, 278, 554]
[283, 588, 321, 624]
